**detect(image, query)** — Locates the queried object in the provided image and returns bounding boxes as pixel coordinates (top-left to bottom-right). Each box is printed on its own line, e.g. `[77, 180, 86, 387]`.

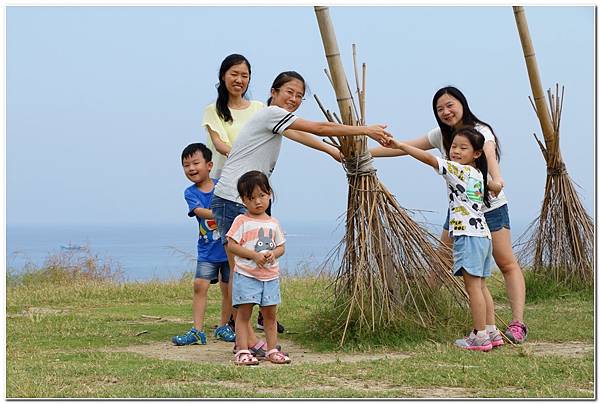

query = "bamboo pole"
[314, 6, 356, 126]
[513, 6, 556, 157]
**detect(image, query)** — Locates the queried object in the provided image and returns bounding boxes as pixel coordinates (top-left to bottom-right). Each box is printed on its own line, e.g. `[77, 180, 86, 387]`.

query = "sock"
[475, 329, 487, 338]
[485, 324, 497, 333]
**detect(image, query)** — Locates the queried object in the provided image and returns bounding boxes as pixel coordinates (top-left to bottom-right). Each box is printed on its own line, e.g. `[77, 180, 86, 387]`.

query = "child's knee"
[193, 279, 210, 294]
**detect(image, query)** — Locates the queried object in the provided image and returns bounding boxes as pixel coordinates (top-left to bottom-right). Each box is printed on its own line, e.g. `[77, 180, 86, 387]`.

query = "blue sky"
[5, 5, 595, 233]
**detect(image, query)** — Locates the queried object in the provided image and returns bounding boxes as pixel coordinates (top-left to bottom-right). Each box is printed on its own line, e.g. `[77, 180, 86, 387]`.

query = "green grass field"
[6, 259, 595, 398]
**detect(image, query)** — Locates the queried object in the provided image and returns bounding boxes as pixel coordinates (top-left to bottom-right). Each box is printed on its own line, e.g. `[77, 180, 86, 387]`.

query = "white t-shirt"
[202, 100, 265, 179]
[435, 157, 491, 239]
[426, 123, 507, 212]
[214, 105, 298, 203]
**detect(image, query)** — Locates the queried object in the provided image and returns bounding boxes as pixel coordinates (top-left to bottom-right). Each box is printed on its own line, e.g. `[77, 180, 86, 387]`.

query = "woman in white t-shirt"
[211, 71, 391, 360]
[371, 86, 528, 344]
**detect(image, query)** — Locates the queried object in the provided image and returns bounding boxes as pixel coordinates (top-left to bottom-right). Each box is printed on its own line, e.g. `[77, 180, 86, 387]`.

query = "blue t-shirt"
[184, 182, 228, 263]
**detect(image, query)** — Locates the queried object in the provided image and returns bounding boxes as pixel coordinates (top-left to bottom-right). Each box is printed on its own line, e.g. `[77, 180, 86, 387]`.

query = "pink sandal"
[234, 349, 259, 366]
[266, 348, 291, 364]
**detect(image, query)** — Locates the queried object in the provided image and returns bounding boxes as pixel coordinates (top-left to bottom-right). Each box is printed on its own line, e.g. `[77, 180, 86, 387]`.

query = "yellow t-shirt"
[202, 100, 265, 178]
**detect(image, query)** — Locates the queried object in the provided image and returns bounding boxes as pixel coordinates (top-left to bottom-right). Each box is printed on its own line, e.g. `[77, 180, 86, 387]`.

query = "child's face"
[182, 151, 212, 184]
[241, 186, 271, 215]
[449, 134, 481, 166]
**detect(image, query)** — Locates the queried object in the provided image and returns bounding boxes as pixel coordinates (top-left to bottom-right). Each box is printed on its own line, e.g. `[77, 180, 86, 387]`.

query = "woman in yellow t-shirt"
[202, 54, 264, 179]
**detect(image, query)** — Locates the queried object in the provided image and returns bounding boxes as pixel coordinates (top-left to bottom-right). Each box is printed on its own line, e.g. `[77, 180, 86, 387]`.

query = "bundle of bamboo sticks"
[513, 7, 593, 287]
[314, 6, 469, 345]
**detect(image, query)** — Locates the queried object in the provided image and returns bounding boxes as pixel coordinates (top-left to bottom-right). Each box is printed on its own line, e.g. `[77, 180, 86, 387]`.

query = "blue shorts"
[195, 260, 230, 284]
[443, 204, 511, 232]
[453, 235, 493, 278]
[232, 272, 281, 308]
[210, 195, 247, 246]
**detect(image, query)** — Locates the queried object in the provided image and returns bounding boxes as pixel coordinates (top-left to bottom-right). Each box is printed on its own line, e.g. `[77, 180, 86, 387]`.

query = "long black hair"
[432, 86, 500, 161]
[452, 126, 491, 208]
[215, 54, 251, 123]
[266, 71, 305, 106]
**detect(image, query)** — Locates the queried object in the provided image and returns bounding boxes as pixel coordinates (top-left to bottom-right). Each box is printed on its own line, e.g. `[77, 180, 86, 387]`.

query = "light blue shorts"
[232, 272, 281, 308]
[195, 260, 230, 284]
[453, 235, 493, 278]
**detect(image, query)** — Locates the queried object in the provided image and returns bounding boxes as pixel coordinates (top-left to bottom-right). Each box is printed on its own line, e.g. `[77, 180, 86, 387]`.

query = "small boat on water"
[60, 243, 87, 251]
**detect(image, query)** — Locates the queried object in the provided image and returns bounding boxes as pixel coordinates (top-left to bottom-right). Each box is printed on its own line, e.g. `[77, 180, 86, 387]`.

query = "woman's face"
[436, 93, 464, 127]
[223, 62, 250, 98]
[270, 79, 305, 112]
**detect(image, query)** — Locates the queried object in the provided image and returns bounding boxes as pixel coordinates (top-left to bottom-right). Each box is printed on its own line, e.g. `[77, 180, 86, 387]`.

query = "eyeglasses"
[278, 88, 305, 101]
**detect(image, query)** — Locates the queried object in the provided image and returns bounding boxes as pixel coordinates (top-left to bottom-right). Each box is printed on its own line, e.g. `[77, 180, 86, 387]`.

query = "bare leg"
[192, 279, 210, 330]
[481, 279, 495, 325]
[224, 244, 237, 324]
[260, 305, 278, 351]
[491, 228, 526, 323]
[462, 272, 485, 331]
[218, 280, 231, 326]
[234, 304, 253, 351]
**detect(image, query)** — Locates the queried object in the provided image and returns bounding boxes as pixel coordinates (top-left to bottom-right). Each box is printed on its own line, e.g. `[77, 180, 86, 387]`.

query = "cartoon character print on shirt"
[254, 228, 275, 252]
[444, 161, 485, 232]
[199, 218, 220, 242]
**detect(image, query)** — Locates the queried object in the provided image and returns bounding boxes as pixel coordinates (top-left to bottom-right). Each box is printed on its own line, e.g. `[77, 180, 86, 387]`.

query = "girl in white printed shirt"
[385, 127, 502, 351]
[226, 170, 289, 365]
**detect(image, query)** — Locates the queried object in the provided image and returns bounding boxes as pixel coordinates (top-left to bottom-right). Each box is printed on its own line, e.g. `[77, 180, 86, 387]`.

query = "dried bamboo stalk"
[314, 6, 471, 346]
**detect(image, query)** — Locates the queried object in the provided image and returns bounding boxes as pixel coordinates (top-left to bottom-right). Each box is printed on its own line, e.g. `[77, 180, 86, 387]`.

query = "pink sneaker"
[489, 329, 504, 347]
[454, 332, 493, 351]
[505, 321, 528, 344]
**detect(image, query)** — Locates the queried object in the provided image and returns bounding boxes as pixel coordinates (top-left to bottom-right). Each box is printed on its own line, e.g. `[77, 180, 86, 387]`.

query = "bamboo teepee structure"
[512, 6, 593, 287]
[313, 7, 469, 345]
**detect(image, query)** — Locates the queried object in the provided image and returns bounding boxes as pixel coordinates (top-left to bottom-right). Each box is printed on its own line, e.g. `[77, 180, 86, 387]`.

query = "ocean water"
[6, 222, 345, 282]
[6, 218, 530, 282]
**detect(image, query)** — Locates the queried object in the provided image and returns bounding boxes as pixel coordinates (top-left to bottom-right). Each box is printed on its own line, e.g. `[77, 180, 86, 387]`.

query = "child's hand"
[366, 124, 392, 147]
[253, 251, 269, 268]
[385, 139, 404, 149]
[262, 251, 275, 265]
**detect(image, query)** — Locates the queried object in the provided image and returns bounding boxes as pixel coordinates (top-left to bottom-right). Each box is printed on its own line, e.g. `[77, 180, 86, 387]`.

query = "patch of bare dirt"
[524, 341, 593, 358]
[7, 307, 70, 318]
[104, 339, 411, 365]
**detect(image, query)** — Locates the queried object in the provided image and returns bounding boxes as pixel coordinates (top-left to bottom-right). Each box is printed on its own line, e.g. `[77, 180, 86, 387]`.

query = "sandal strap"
[252, 340, 267, 350]
[266, 348, 280, 356]
[235, 349, 252, 358]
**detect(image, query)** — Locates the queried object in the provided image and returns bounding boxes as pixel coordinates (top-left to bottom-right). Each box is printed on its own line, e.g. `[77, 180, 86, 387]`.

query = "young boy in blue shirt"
[172, 143, 236, 345]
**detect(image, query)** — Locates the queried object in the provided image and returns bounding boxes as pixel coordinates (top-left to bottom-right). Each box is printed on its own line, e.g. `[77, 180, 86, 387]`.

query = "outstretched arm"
[386, 139, 439, 170]
[282, 129, 341, 162]
[370, 135, 434, 157]
[287, 118, 391, 146]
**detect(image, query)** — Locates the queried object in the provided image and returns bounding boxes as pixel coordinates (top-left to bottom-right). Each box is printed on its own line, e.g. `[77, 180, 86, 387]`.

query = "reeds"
[513, 85, 594, 286]
[314, 6, 468, 345]
[513, 6, 593, 287]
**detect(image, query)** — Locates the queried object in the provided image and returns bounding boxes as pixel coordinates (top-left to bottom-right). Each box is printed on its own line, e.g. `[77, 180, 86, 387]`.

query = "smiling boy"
[172, 143, 235, 345]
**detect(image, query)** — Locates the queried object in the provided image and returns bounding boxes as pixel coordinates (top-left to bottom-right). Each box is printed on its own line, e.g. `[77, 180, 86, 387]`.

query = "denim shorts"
[453, 235, 493, 278]
[443, 204, 511, 233]
[195, 260, 230, 284]
[210, 195, 247, 246]
[232, 272, 281, 308]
